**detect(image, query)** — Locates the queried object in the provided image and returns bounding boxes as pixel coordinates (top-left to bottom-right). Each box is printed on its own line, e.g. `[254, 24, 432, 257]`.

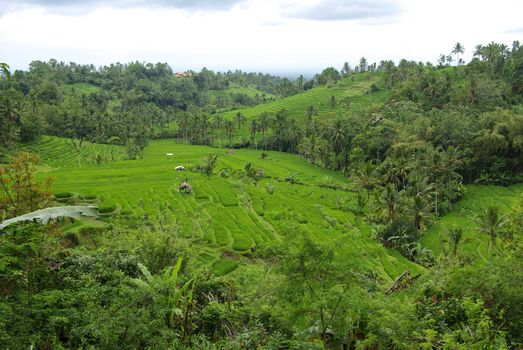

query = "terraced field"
[421, 184, 523, 257]
[33, 137, 421, 280]
[23, 135, 125, 168]
[222, 73, 386, 122]
[210, 83, 275, 100]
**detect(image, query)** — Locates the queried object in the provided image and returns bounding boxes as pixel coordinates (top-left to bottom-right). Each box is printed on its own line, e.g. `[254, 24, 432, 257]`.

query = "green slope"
[23, 135, 125, 168]
[210, 83, 275, 100]
[31, 137, 421, 282]
[421, 184, 523, 257]
[222, 72, 387, 122]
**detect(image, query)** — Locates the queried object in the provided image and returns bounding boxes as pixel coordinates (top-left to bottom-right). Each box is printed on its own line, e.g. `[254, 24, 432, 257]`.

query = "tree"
[258, 112, 271, 150]
[235, 112, 245, 130]
[213, 114, 224, 148]
[452, 42, 465, 66]
[409, 195, 432, 232]
[380, 183, 402, 223]
[341, 62, 351, 77]
[0, 62, 10, 79]
[476, 206, 508, 255]
[352, 161, 380, 214]
[446, 226, 463, 256]
[224, 120, 234, 146]
[281, 234, 359, 345]
[358, 57, 368, 72]
[0, 152, 53, 219]
[249, 119, 258, 149]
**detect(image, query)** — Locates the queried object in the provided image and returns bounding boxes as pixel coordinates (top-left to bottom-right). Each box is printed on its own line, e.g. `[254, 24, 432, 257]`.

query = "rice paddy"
[31, 137, 420, 280]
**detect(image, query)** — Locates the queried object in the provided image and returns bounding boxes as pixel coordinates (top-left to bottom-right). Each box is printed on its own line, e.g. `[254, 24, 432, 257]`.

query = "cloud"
[281, 0, 401, 21]
[0, 0, 246, 13]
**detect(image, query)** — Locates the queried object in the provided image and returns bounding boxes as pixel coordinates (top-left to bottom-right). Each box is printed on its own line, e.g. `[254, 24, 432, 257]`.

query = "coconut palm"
[224, 120, 234, 146]
[213, 114, 224, 148]
[442, 146, 463, 192]
[352, 161, 380, 214]
[476, 206, 508, 255]
[409, 195, 432, 232]
[452, 42, 465, 65]
[447, 226, 463, 256]
[235, 112, 246, 130]
[258, 112, 271, 150]
[380, 183, 402, 223]
[249, 119, 258, 149]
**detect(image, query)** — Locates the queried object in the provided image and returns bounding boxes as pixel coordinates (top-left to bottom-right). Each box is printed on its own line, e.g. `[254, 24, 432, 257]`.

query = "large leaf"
[0, 206, 98, 230]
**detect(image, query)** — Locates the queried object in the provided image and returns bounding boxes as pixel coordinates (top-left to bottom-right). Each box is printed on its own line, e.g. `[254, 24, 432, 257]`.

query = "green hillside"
[23, 135, 125, 168]
[210, 83, 275, 100]
[33, 137, 421, 281]
[223, 72, 386, 122]
[421, 184, 523, 256]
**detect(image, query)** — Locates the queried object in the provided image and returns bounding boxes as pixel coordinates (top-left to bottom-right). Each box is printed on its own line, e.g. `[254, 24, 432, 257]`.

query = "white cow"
[175, 165, 185, 171]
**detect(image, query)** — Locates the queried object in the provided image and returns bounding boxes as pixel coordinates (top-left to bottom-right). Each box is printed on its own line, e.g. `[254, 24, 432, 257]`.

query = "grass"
[421, 184, 523, 257]
[29, 137, 420, 280]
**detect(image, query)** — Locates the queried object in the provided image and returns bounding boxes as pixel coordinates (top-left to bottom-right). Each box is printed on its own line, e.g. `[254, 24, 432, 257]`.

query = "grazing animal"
[175, 165, 185, 171]
[166, 153, 174, 156]
[179, 181, 192, 193]
[226, 149, 236, 155]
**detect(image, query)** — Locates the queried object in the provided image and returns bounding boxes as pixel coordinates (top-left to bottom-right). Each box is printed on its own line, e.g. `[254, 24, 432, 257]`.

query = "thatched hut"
[179, 181, 192, 193]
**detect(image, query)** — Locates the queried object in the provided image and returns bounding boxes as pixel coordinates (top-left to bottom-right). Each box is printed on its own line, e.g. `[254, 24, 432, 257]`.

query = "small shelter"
[179, 181, 192, 193]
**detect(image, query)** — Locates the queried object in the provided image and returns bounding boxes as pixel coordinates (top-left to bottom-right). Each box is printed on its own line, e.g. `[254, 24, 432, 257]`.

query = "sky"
[0, 0, 522, 75]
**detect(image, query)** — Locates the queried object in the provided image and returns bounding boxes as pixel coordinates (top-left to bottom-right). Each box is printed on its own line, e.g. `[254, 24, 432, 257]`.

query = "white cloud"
[0, 0, 522, 73]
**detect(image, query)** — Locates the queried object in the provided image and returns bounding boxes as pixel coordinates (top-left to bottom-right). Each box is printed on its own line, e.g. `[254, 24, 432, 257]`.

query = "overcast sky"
[0, 0, 522, 75]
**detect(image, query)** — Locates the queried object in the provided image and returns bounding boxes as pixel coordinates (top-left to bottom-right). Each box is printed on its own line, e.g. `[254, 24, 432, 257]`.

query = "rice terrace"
[1, 1, 523, 348]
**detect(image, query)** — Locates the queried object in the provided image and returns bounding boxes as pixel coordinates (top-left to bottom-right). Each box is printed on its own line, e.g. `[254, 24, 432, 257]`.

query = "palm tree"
[442, 146, 463, 194]
[352, 161, 380, 214]
[428, 149, 443, 214]
[235, 112, 246, 130]
[249, 119, 258, 149]
[258, 112, 271, 150]
[213, 114, 224, 148]
[476, 206, 508, 255]
[452, 42, 465, 65]
[224, 120, 234, 146]
[410, 195, 432, 232]
[380, 183, 402, 223]
[0, 63, 10, 79]
[446, 226, 463, 256]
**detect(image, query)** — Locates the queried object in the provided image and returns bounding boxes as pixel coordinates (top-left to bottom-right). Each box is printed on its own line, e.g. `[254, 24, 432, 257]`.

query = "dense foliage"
[1, 40, 523, 348]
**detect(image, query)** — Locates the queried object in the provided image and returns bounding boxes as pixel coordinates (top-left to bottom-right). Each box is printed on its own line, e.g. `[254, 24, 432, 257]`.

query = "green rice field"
[31, 137, 421, 280]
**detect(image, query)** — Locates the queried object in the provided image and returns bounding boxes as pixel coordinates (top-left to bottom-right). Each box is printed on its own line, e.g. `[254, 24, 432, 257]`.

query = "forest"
[1, 39, 523, 349]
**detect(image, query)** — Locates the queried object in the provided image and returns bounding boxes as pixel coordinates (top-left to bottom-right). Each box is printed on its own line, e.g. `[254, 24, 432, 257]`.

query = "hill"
[222, 73, 386, 122]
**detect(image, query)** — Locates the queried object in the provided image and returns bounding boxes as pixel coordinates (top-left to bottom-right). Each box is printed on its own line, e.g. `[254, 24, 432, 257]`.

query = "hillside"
[222, 72, 386, 122]
[32, 137, 421, 280]
[421, 184, 523, 256]
[23, 135, 125, 168]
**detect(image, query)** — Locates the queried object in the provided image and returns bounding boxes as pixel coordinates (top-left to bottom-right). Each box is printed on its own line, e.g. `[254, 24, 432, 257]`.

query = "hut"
[179, 181, 192, 193]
